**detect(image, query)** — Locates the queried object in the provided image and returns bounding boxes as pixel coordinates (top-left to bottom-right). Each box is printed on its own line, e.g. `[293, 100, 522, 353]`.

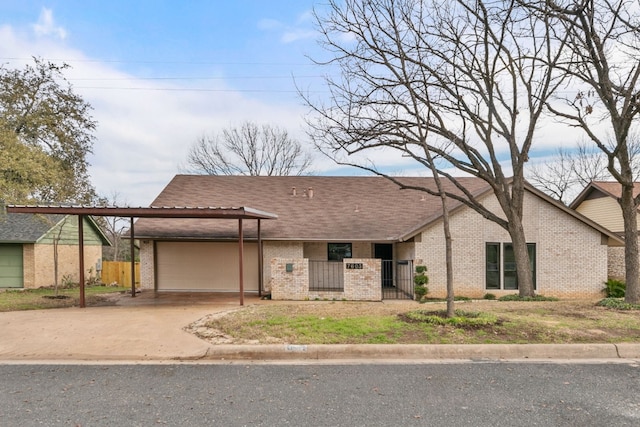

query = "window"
[485, 243, 536, 290]
[328, 243, 352, 261]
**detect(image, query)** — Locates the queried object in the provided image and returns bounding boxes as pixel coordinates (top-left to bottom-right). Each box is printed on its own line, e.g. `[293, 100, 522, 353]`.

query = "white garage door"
[156, 242, 259, 291]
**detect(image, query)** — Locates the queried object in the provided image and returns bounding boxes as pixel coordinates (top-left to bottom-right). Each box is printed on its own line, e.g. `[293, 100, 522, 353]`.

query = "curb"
[195, 343, 640, 361]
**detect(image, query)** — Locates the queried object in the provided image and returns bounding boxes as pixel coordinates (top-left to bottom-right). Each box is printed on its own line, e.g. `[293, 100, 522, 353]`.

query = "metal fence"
[381, 260, 414, 300]
[309, 260, 344, 291]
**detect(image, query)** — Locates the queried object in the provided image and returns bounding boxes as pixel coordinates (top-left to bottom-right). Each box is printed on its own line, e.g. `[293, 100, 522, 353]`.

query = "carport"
[6, 205, 277, 307]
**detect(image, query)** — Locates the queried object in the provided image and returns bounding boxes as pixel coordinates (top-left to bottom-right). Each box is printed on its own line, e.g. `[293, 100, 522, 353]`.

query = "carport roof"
[6, 205, 278, 220]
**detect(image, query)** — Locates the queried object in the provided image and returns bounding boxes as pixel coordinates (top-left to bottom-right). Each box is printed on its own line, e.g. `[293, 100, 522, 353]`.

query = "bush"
[483, 293, 496, 300]
[603, 279, 626, 298]
[596, 297, 640, 310]
[404, 309, 498, 326]
[414, 265, 429, 302]
[498, 294, 559, 302]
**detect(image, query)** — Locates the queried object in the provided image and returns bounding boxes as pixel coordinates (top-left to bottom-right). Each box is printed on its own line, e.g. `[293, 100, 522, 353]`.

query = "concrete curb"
[193, 343, 640, 362]
[4, 343, 640, 362]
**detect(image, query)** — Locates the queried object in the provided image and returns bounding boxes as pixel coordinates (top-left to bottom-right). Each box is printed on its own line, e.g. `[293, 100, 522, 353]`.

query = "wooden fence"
[101, 261, 140, 287]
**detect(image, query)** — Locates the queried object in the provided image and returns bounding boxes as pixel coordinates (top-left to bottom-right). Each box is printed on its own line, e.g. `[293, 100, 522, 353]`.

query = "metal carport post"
[6, 205, 277, 308]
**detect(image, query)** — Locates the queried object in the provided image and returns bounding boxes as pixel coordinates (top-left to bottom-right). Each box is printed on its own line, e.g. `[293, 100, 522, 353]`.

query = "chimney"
[308, 187, 314, 199]
[291, 186, 297, 196]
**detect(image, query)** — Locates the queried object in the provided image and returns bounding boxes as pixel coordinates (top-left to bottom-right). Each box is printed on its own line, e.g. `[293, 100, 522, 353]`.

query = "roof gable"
[570, 181, 640, 209]
[0, 212, 111, 245]
[0, 213, 66, 243]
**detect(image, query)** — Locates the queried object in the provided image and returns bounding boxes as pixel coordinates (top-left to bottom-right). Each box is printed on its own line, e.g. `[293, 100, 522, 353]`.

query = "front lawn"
[197, 299, 640, 345]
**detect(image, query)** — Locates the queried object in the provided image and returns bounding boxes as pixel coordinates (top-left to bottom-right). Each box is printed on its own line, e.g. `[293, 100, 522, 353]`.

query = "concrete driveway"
[0, 292, 264, 361]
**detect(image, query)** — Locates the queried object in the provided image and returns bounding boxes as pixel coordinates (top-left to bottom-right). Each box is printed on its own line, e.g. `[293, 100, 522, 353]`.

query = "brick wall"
[22, 244, 35, 288]
[607, 246, 625, 282]
[342, 258, 381, 301]
[415, 191, 609, 299]
[139, 240, 155, 290]
[270, 258, 382, 301]
[29, 243, 102, 288]
[263, 241, 303, 292]
[270, 258, 309, 300]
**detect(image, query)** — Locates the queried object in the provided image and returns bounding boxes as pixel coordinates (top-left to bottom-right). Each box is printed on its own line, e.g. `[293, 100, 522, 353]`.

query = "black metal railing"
[381, 260, 414, 300]
[309, 260, 344, 291]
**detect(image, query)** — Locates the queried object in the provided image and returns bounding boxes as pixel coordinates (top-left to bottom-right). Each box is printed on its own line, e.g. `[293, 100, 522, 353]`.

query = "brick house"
[570, 181, 640, 281]
[134, 175, 622, 300]
[0, 211, 109, 288]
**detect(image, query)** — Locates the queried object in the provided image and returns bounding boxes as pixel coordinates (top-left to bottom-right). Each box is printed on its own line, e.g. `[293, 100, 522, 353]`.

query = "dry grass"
[194, 299, 640, 345]
[0, 286, 129, 311]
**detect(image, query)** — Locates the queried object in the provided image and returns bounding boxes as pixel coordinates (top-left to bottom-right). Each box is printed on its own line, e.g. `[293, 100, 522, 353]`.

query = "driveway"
[0, 292, 265, 361]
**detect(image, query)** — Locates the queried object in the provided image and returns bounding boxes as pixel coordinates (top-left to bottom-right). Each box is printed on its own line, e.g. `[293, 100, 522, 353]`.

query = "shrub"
[596, 297, 640, 310]
[498, 294, 559, 302]
[483, 293, 496, 300]
[603, 279, 626, 298]
[404, 309, 498, 326]
[414, 265, 429, 302]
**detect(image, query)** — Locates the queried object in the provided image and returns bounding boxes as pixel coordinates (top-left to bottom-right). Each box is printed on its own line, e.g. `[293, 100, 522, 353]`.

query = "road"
[0, 361, 638, 426]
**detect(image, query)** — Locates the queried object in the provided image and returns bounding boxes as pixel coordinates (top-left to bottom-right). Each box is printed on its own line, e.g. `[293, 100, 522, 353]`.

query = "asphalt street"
[1, 362, 639, 426]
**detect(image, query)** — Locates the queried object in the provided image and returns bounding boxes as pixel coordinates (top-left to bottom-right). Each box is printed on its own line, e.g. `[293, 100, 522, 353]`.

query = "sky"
[0, 1, 361, 205]
[0, 1, 594, 206]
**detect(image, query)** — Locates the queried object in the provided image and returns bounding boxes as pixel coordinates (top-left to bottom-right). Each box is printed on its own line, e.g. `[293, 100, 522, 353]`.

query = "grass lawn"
[0, 285, 129, 312]
[199, 299, 640, 345]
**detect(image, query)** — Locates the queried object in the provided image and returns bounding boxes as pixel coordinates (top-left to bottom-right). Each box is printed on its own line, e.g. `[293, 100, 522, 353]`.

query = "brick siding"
[415, 191, 609, 299]
[270, 258, 381, 301]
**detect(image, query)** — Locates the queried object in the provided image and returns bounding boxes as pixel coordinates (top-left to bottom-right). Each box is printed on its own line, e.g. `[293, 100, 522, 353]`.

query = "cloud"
[32, 8, 67, 40]
[0, 14, 314, 206]
[259, 11, 317, 43]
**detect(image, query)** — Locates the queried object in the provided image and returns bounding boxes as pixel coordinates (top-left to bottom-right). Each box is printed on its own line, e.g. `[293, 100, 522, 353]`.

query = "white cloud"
[259, 11, 317, 43]
[0, 16, 315, 206]
[32, 8, 67, 40]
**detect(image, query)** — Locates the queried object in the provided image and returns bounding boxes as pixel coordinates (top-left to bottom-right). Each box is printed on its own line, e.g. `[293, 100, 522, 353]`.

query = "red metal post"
[258, 219, 263, 297]
[130, 217, 136, 297]
[239, 218, 244, 306]
[78, 215, 85, 308]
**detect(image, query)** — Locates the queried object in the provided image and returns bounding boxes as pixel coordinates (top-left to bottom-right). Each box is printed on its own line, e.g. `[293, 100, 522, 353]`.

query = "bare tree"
[528, 136, 640, 205]
[96, 192, 130, 261]
[183, 122, 312, 176]
[527, 141, 609, 204]
[306, 0, 568, 297]
[531, 0, 640, 303]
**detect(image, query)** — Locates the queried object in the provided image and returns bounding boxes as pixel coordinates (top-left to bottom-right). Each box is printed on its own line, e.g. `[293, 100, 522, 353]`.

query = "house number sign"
[346, 263, 363, 269]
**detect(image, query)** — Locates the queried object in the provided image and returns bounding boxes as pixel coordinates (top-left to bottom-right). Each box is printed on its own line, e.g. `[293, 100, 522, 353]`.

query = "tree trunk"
[443, 202, 455, 318]
[508, 220, 535, 297]
[619, 185, 640, 304]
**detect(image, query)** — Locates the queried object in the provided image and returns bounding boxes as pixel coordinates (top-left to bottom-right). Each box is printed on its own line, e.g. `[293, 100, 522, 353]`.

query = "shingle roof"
[133, 175, 490, 241]
[0, 213, 66, 243]
[569, 181, 640, 209]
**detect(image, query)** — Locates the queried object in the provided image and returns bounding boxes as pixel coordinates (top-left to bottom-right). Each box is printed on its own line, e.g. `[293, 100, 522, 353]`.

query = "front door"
[374, 243, 393, 290]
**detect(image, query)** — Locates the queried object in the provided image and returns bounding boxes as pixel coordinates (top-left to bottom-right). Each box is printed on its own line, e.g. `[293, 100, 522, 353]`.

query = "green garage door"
[0, 244, 23, 288]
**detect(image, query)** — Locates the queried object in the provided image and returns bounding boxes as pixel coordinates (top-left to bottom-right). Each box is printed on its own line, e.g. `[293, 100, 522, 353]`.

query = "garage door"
[0, 244, 23, 288]
[156, 242, 259, 291]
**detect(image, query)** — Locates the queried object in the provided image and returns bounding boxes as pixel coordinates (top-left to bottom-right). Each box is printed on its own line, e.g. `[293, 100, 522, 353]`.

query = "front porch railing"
[309, 260, 344, 291]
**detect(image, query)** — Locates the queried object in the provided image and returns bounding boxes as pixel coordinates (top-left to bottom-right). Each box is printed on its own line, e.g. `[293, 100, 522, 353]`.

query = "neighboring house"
[0, 209, 109, 288]
[134, 175, 622, 301]
[570, 181, 640, 281]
